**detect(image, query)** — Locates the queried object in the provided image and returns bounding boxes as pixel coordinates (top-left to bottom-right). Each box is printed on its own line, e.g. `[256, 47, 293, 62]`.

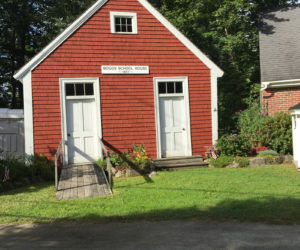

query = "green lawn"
[1, 165, 300, 224]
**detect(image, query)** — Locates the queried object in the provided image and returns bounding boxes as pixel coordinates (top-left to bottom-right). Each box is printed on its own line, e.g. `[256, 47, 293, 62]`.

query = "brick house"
[14, 0, 223, 165]
[259, 5, 300, 115]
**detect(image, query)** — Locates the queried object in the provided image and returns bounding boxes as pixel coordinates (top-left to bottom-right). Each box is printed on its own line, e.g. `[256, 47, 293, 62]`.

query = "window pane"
[85, 83, 94, 96]
[175, 82, 183, 93]
[115, 17, 121, 24]
[75, 83, 84, 96]
[127, 18, 132, 25]
[127, 25, 132, 32]
[66, 84, 75, 96]
[159, 82, 166, 94]
[167, 82, 175, 94]
[121, 24, 127, 32]
[121, 17, 127, 25]
[116, 24, 121, 32]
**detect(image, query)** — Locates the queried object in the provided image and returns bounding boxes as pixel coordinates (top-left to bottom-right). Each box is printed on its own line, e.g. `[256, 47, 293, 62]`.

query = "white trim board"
[59, 78, 102, 165]
[261, 79, 300, 89]
[14, 0, 223, 81]
[153, 76, 192, 158]
[211, 76, 218, 144]
[23, 72, 34, 156]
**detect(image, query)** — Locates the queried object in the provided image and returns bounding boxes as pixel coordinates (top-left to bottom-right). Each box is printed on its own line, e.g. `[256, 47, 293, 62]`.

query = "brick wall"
[263, 87, 300, 115]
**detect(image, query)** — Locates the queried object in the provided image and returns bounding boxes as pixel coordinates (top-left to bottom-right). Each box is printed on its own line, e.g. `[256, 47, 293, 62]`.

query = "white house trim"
[14, 0, 223, 81]
[23, 72, 34, 156]
[153, 76, 192, 158]
[261, 79, 300, 90]
[59, 78, 102, 165]
[211, 76, 218, 144]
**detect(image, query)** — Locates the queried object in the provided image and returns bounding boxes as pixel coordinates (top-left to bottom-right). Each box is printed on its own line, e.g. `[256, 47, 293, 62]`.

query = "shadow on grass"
[117, 184, 300, 199]
[1, 196, 300, 225]
[0, 182, 53, 196]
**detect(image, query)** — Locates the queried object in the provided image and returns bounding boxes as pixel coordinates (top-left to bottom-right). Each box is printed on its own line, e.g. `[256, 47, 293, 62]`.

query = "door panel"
[66, 99, 97, 164]
[159, 96, 187, 157]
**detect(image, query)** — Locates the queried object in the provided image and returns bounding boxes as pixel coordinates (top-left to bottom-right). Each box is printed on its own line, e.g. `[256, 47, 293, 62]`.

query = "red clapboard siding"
[31, 0, 211, 159]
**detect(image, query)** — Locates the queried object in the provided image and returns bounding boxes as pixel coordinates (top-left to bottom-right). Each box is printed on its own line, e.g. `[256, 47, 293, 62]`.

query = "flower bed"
[96, 144, 154, 178]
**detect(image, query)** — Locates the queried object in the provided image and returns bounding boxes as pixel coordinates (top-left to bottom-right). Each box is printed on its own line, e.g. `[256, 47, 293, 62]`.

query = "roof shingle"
[259, 5, 300, 82]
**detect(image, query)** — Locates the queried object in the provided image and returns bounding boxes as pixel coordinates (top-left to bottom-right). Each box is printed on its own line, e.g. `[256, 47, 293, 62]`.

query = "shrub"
[0, 158, 29, 183]
[130, 144, 152, 169]
[258, 150, 278, 157]
[216, 134, 251, 156]
[235, 157, 249, 168]
[210, 156, 234, 168]
[96, 158, 107, 170]
[108, 144, 152, 170]
[110, 152, 124, 167]
[236, 101, 267, 145]
[260, 112, 292, 154]
[27, 154, 55, 181]
[0, 154, 54, 190]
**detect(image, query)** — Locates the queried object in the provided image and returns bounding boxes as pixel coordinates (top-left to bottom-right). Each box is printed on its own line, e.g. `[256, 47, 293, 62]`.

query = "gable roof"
[259, 5, 300, 83]
[14, 0, 223, 81]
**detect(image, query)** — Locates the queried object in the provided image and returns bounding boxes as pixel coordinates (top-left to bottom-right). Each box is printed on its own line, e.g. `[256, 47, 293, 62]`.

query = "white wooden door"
[159, 96, 187, 157]
[66, 99, 97, 164]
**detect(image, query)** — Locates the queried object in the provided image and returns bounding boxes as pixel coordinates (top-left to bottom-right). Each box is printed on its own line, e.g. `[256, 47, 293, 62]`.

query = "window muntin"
[158, 82, 183, 94]
[65, 83, 94, 96]
[110, 12, 137, 34]
[115, 17, 133, 33]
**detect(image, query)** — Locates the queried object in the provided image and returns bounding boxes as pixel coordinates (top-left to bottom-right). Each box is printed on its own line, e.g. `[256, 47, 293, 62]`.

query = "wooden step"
[153, 156, 208, 170]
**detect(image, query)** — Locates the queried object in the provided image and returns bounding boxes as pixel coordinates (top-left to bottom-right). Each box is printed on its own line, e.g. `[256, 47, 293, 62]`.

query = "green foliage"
[210, 156, 234, 168]
[131, 144, 152, 169]
[260, 112, 292, 154]
[96, 158, 107, 170]
[236, 101, 267, 143]
[235, 157, 249, 168]
[27, 154, 54, 181]
[0, 154, 54, 190]
[110, 152, 124, 168]
[258, 150, 278, 157]
[109, 144, 152, 170]
[216, 134, 251, 156]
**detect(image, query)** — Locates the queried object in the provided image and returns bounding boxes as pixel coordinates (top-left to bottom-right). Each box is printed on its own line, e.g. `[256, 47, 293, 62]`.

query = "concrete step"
[153, 156, 208, 170]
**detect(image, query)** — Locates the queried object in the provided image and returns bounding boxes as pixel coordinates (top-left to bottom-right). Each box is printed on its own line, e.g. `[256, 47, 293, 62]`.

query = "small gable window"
[110, 12, 137, 34]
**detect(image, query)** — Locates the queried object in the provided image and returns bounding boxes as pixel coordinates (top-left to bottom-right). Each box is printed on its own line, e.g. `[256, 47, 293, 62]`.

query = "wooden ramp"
[56, 164, 112, 200]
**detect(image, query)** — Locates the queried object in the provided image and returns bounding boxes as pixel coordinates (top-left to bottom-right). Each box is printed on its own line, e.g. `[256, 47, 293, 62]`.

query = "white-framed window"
[158, 81, 183, 95]
[65, 82, 94, 97]
[110, 11, 137, 34]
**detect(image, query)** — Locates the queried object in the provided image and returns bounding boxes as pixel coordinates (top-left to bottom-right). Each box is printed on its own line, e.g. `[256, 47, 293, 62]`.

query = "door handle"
[67, 133, 70, 136]
[182, 128, 186, 131]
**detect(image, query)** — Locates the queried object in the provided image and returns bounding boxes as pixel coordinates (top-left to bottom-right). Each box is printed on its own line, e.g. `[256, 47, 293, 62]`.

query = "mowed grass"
[1, 165, 300, 224]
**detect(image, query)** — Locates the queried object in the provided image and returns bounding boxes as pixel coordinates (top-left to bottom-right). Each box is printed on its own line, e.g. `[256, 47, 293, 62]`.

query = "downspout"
[260, 82, 270, 112]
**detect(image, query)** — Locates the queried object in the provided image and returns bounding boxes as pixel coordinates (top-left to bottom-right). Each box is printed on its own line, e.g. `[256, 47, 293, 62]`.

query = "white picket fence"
[0, 109, 25, 158]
